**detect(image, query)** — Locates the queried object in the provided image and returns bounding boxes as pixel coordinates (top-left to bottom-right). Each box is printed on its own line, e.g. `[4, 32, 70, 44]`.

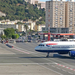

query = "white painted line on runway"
[0, 63, 57, 65]
[0, 57, 18, 58]
[13, 48, 30, 54]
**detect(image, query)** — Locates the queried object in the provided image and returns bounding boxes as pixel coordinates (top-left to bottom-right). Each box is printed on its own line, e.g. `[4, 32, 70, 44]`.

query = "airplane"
[35, 41, 75, 57]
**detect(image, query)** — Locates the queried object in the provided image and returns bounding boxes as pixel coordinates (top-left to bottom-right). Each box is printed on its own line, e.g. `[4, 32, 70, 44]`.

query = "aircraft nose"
[35, 46, 38, 51]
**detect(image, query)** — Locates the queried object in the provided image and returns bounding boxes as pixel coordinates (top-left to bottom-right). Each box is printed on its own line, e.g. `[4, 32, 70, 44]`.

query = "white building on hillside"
[25, 20, 36, 30]
[25, 0, 39, 4]
[0, 11, 6, 17]
[37, 24, 45, 31]
[25, 0, 46, 9]
[0, 20, 23, 24]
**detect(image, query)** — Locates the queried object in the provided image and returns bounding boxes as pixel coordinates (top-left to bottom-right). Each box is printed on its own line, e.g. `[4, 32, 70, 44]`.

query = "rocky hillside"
[0, 0, 45, 22]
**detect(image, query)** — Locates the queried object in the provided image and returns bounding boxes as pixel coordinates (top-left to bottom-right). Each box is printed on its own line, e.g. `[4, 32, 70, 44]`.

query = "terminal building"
[45, 0, 75, 33]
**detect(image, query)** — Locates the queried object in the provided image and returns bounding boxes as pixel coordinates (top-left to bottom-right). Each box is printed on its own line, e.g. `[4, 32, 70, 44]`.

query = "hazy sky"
[40, 0, 50, 2]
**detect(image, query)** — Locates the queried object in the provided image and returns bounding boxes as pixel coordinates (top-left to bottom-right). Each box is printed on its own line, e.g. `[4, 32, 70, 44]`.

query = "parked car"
[27, 40, 32, 42]
[41, 40, 46, 42]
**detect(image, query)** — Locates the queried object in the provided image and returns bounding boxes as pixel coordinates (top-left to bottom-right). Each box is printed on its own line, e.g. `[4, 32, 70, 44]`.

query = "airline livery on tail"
[35, 41, 75, 57]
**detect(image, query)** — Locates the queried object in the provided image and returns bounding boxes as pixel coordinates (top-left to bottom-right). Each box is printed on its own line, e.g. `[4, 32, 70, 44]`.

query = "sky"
[40, 0, 50, 2]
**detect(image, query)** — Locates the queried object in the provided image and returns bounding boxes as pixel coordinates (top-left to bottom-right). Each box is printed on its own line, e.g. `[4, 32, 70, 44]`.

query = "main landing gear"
[46, 52, 50, 57]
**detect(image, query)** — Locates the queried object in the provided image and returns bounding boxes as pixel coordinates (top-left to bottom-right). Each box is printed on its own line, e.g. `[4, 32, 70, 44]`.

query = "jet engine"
[69, 51, 75, 57]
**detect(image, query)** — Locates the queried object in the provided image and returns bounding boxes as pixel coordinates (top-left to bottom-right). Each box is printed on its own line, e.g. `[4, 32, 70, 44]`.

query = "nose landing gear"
[46, 52, 49, 57]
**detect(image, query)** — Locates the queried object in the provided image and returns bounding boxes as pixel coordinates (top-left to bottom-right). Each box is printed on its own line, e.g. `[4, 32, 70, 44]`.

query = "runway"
[0, 43, 75, 75]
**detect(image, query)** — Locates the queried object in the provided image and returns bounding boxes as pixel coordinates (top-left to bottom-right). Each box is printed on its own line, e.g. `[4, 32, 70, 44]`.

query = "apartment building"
[46, 0, 75, 33]
[46, 0, 65, 29]
[0, 24, 17, 29]
[65, 0, 75, 33]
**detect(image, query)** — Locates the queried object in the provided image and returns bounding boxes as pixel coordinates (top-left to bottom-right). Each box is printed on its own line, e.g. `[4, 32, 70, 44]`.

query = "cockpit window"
[42, 45, 44, 46]
[38, 44, 44, 46]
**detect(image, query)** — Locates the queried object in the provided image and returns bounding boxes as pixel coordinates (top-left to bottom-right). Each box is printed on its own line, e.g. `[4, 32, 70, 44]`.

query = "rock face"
[0, 11, 6, 17]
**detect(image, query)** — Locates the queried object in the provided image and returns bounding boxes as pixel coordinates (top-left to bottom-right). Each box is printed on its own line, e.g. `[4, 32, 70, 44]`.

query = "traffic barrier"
[6, 44, 13, 48]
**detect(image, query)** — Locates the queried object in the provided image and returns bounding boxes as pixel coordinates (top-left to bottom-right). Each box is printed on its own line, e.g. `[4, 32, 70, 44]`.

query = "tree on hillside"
[15, 29, 18, 33]
[0, 0, 45, 21]
[16, 22, 23, 24]
[24, 24, 28, 32]
[24, 24, 28, 38]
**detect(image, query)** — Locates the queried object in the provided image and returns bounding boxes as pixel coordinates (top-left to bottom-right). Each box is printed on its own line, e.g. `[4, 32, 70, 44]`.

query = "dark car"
[28, 40, 32, 42]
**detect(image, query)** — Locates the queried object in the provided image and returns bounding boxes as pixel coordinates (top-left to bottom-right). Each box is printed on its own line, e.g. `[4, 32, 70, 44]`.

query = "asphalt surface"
[0, 42, 75, 75]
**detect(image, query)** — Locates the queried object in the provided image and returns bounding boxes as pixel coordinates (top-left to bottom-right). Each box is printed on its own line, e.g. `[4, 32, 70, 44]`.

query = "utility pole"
[48, 25, 50, 41]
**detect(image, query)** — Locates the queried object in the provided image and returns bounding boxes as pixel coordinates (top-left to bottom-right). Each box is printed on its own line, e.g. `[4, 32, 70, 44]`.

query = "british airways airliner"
[35, 41, 75, 57]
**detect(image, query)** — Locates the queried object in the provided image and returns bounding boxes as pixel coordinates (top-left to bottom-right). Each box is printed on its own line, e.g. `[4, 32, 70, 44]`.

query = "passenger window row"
[39, 44, 44, 46]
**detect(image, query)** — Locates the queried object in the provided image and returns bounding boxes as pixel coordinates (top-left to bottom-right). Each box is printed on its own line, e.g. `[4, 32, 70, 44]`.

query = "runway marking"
[14, 47, 35, 54]
[68, 72, 73, 74]
[56, 63, 75, 71]
[13, 48, 30, 54]
[62, 69, 66, 72]
[39, 64, 63, 75]
[11, 44, 35, 54]
[52, 65, 55, 67]
[0, 63, 57, 65]
[56, 67, 60, 69]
